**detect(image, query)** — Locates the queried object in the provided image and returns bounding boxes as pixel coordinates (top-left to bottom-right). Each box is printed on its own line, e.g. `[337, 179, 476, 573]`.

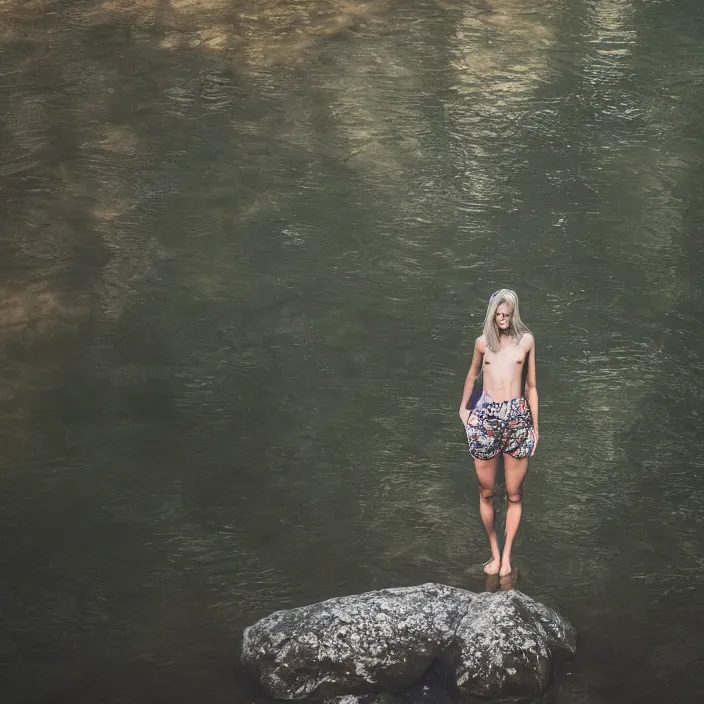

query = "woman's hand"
[459, 407, 470, 426]
[531, 427, 540, 456]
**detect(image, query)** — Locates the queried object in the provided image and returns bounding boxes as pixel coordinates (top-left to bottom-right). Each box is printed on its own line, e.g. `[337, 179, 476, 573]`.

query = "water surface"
[1, 0, 703, 702]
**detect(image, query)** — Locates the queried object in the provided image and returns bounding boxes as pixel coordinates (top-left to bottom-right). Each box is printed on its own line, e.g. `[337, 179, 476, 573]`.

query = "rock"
[517, 593, 578, 659]
[441, 591, 576, 699]
[241, 584, 575, 701]
[241, 583, 473, 699]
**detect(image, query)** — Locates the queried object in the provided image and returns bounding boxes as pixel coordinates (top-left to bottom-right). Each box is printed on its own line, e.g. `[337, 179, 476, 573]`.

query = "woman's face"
[495, 302, 513, 332]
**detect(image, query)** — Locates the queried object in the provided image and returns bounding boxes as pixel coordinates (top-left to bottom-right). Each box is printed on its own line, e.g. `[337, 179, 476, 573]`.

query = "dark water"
[1, 0, 704, 702]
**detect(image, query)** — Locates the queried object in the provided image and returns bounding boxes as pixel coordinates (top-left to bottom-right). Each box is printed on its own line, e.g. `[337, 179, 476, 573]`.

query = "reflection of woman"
[458, 290, 539, 577]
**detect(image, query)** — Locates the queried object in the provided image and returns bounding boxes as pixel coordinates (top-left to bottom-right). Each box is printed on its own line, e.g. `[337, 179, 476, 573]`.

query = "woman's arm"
[458, 337, 484, 424]
[524, 335, 539, 455]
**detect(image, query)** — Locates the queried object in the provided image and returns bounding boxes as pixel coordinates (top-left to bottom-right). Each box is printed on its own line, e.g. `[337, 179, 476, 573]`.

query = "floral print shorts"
[466, 395, 535, 460]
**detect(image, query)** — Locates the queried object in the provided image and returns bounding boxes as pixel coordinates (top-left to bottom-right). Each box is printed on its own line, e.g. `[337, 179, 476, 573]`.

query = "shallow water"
[1, 0, 703, 702]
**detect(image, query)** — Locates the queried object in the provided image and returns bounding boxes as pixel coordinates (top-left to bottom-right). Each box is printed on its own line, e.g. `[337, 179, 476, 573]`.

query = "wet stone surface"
[241, 584, 575, 701]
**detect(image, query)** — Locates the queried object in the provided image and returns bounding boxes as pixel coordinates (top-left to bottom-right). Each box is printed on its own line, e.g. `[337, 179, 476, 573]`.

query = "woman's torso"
[480, 335, 530, 403]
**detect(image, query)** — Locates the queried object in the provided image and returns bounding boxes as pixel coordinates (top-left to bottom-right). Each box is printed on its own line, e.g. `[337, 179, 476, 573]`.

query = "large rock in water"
[241, 584, 474, 699]
[241, 584, 575, 701]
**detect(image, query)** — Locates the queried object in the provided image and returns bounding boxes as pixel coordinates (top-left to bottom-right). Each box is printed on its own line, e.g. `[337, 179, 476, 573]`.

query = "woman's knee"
[479, 487, 496, 501]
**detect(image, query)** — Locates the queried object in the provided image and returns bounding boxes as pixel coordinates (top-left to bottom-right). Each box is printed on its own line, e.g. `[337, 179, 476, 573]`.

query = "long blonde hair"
[482, 288, 531, 352]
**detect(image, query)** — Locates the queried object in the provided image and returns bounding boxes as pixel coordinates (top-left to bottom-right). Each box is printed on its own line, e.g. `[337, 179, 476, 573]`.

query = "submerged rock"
[241, 583, 575, 701]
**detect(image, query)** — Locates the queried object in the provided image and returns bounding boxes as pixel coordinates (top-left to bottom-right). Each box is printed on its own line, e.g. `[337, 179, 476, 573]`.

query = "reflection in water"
[1, 0, 704, 702]
[325, 38, 433, 197]
[587, 0, 635, 72]
[451, 0, 555, 111]
[239, 0, 388, 70]
[448, 0, 555, 225]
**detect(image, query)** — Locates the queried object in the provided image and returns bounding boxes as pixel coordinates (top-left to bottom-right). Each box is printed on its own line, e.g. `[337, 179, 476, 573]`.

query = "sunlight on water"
[1, 0, 703, 702]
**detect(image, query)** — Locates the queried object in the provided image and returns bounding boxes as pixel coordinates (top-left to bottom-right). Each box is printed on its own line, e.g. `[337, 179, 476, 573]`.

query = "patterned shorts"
[466, 395, 535, 460]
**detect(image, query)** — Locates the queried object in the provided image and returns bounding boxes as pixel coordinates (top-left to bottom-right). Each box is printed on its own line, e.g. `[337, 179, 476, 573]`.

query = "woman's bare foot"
[499, 558, 512, 577]
[483, 557, 501, 575]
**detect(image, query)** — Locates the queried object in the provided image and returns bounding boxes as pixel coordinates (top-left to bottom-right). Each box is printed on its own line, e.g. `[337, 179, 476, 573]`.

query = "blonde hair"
[482, 288, 531, 352]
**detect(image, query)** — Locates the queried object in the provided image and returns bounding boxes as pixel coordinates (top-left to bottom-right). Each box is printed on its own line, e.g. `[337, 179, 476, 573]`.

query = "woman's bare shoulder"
[475, 335, 487, 352]
[520, 332, 535, 349]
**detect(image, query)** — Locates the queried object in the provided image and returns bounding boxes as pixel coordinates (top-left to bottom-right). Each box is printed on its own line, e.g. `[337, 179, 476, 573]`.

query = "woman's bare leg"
[501, 453, 530, 577]
[474, 456, 501, 575]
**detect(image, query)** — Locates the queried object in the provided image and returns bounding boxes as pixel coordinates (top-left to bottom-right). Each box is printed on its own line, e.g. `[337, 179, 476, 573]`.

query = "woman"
[458, 289, 539, 577]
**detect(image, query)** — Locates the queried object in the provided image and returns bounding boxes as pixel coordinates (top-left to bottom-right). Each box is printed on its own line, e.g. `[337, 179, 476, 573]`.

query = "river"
[1, 0, 703, 702]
